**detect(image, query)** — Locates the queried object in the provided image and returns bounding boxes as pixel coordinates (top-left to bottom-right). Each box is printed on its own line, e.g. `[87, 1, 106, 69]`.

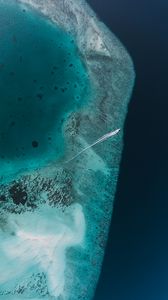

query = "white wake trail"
[66, 128, 120, 163]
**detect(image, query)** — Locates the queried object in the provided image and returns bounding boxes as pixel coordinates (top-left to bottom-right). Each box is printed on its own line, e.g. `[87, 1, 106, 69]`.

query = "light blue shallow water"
[0, 0, 90, 182]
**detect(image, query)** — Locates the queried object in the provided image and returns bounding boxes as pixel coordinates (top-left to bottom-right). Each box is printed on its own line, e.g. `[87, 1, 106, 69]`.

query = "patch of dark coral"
[0, 168, 74, 214]
[0, 195, 6, 202]
[9, 182, 27, 205]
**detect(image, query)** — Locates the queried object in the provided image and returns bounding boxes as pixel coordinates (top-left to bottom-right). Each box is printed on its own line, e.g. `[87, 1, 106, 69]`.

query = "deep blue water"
[87, 1, 168, 300]
[0, 1, 90, 182]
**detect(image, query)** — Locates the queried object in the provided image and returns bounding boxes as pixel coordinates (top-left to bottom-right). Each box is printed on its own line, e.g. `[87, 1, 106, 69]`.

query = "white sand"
[0, 203, 85, 298]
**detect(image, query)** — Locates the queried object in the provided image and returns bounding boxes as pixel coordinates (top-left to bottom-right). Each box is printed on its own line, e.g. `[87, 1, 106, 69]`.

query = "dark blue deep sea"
[0, 1, 90, 182]
[87, 1, 168, 300]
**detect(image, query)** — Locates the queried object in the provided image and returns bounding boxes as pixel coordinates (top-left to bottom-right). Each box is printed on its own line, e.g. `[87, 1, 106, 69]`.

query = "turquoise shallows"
[0, 1, 90, 182]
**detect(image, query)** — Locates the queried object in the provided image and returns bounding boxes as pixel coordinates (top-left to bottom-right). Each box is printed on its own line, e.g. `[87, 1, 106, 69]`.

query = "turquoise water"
[0, 0, 90, 181]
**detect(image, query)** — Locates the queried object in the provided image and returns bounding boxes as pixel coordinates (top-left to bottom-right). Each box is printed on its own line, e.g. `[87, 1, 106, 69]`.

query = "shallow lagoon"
[0, 0, 90, 182]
